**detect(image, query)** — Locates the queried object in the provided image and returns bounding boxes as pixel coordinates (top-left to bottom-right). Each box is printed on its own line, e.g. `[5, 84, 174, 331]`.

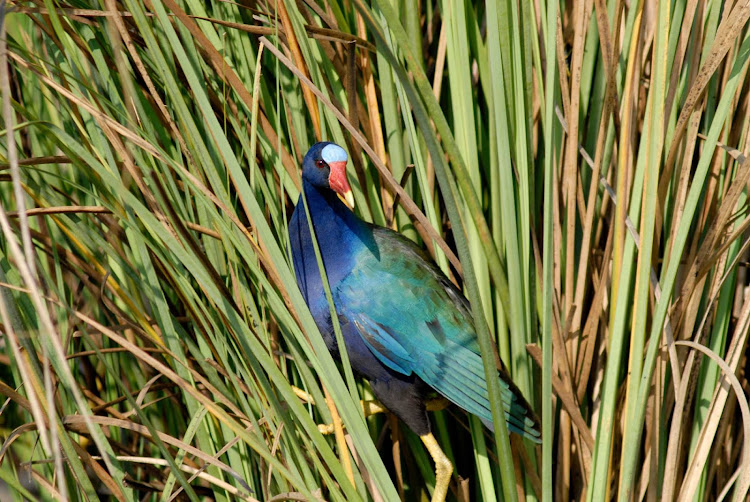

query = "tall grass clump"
[1, 0, 750, 500]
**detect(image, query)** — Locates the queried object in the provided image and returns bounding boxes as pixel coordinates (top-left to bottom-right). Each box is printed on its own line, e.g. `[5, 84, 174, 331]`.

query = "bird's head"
[302, 142, 354, 207]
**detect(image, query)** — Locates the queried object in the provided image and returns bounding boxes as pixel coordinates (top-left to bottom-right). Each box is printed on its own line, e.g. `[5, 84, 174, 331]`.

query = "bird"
[288, 142, 540, 502]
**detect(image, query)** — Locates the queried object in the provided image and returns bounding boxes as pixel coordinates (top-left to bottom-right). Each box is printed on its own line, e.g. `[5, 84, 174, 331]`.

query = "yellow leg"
[362, 399, 388, 416]
[314, 399, 389, 435]
[294, 386, 448, 417]
[292, 386, 315, 403]
[293, 387, 389, 416]
[318, 422, 337, 434]
[421, 432, 453, 502]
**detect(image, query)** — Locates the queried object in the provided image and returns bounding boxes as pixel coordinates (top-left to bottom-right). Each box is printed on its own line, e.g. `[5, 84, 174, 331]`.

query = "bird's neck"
[290, 180, 377, 318]
[299, 179, 368, 242]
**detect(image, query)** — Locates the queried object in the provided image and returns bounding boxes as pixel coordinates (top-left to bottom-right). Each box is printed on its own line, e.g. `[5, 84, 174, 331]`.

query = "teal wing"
[337, 227, 540, 442]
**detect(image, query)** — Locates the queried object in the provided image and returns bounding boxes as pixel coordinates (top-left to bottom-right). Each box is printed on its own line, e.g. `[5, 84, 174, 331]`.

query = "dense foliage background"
[1, 0, 750, 500]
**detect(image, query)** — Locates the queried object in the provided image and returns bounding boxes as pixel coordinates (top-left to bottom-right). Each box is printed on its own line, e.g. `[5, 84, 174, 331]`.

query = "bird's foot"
[317, 422, 336, 435]
[421, 432, 453, 502]
[292, 390, 389, 435]
[361, 399, 388, 416]
[293, 387, 451, 438]
[315, 400, 386, 434]
[291, 386, 316, 404]
[291, 387, 386, 414]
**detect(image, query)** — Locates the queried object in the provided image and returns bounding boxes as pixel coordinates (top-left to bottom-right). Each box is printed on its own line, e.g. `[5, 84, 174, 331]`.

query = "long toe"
[421, 433, 453, 502]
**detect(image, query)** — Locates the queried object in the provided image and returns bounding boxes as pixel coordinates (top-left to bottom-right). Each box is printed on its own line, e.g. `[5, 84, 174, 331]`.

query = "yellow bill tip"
[341, 190, 355, 209]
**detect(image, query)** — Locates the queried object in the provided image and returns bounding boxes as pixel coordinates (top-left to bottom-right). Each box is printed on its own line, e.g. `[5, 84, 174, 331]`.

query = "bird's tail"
[487, 367, 542, 444]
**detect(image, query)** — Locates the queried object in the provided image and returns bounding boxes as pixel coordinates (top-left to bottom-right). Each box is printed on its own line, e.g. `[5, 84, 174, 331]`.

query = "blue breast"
[289, 181, 369, 324]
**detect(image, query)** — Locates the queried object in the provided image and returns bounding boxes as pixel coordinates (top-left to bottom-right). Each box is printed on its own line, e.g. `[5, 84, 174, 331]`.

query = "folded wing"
[338, 227, 540, 442]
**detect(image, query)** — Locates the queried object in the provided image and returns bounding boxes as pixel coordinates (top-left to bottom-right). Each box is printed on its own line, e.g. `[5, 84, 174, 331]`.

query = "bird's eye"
[316, 159, 326, 168]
